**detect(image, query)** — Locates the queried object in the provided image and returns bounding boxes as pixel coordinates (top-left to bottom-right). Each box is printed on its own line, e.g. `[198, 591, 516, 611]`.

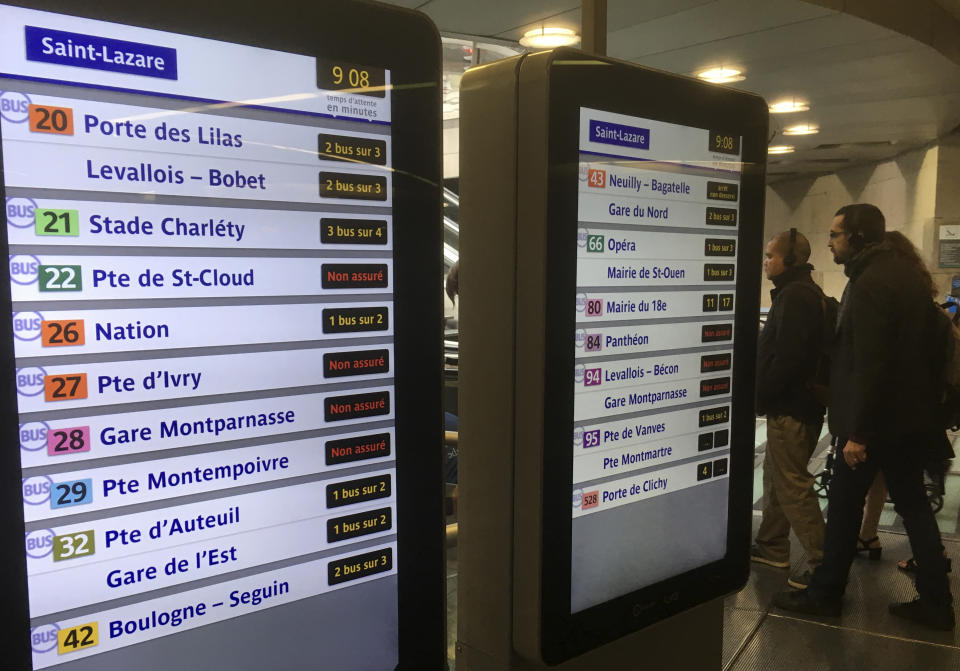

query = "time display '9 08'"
[316, 58, 386, 98]
[709, 130, 740, 155]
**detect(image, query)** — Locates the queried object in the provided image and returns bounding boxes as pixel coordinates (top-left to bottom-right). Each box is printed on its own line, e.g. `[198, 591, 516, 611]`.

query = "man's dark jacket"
[756, 263, 826, 424]
[828, 243, 938, 444]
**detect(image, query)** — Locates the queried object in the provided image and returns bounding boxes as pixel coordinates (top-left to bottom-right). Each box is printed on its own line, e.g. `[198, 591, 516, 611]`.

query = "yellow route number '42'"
[57, 622, 98, 655]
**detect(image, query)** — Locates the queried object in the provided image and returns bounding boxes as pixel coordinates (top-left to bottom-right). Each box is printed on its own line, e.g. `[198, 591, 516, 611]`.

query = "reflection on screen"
[2, 5, 399, 668]
[570, 107, 741, 613]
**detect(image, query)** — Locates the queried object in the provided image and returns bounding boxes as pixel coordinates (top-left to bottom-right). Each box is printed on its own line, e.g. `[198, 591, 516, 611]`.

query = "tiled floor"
[723, 427, 960, 670]
[445, 428, 960, 670]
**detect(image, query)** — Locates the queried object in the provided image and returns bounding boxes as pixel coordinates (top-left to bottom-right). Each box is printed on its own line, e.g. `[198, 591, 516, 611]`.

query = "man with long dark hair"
[774, 204, 954, 630]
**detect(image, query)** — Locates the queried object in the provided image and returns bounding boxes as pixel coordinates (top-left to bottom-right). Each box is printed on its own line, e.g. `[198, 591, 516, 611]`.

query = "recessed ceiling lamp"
[519, 27, 580, 48]
[783, 123, 819, 136]
[768, 145, 795, 155]
[769, 99, 810, 114]
[695, 67, 745, 84]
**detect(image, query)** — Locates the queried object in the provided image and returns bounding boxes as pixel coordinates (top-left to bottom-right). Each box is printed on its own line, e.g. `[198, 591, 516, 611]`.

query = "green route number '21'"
[35, 209, 79, 237]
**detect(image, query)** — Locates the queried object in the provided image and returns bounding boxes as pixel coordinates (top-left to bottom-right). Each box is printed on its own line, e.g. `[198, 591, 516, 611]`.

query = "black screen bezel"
[0, 2, 445, 669]
[537, 50, 767, 664]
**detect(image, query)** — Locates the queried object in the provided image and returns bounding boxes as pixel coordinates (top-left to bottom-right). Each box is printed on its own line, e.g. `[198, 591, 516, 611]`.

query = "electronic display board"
[0, 2, 444, 670]
[501, 50, 767, 664]
[571, 109, 741, 612]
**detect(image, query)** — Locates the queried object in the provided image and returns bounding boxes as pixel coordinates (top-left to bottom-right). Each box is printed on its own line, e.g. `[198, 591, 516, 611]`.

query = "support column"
[581, 0, 606, 56]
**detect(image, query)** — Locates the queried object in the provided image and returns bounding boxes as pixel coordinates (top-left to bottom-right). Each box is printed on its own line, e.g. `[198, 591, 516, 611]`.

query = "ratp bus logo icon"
[31, 623, 60, 654]
[22, 475, 53, 505]
[0, 90, 31, 123]
[9, 254, 41, 285]
[20, 421, 50, 452]
[13, 311, 43, 341]
[6, 197, 38, 228]
[17, 366, 47, 397]
[25, 528, 55, 559]
[576, 293, 587, 313]
[577, 228, 588, 248]
[575, 329, 587, 349]
[574, 364, 585, 383]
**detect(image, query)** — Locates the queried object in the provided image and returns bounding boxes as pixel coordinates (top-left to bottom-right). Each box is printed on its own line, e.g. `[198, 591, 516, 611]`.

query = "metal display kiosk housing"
[458, 49, 767, 668]
[0, 1, 446, 669]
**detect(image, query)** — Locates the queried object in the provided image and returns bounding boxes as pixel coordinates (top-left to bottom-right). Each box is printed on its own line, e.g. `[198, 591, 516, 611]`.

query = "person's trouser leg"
[755, 419, 790, 563]
[756, 415, 825, 567]
[877, 443, 952, 606]
[808, 438, 876, 601]
[858, 472, 886, 541]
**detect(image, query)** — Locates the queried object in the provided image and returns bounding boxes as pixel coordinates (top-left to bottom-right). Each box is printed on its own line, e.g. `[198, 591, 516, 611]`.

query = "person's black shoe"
[888, 598, 955, 631]
[772, 589, 841, 617]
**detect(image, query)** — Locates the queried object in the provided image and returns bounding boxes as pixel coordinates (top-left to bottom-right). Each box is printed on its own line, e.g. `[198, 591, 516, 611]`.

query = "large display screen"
[1, 4, 415, 669]
[571, 107, 741, 612]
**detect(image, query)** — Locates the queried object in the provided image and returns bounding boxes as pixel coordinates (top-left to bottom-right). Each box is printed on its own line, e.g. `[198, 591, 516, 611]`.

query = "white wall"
[762, 144, 941, 306]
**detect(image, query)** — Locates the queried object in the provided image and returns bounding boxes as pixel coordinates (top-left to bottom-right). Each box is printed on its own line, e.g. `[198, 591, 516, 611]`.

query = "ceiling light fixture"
[769, 99, 810, 114]
[695, 67, 745, 84]
[519, 26, 580, 48]
[783, 123, 819, 136]
[768, 145, 795, 155]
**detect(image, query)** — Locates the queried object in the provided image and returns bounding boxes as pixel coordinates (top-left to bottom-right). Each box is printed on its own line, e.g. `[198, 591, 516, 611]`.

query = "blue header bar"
[24, 25, 178, 80]
[588, 119, 650, 151]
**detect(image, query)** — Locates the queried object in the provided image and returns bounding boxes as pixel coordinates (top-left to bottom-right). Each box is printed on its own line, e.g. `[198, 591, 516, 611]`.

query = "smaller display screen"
[570, 107, 742, 612]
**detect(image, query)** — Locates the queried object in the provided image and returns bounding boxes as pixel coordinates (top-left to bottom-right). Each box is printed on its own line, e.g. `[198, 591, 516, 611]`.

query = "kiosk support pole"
[581, 0, 607, 56]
